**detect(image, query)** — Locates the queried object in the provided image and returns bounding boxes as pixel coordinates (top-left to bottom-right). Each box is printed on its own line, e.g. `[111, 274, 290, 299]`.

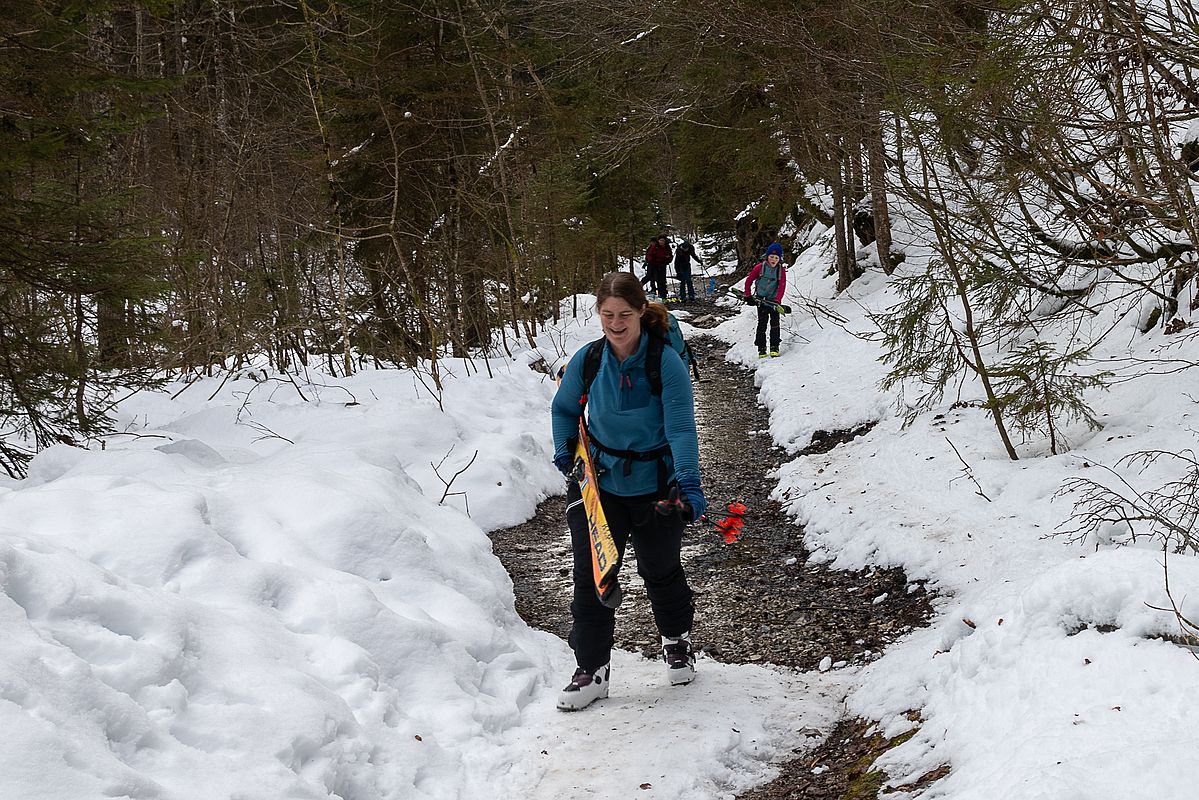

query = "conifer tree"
[0, 2, 165, 476]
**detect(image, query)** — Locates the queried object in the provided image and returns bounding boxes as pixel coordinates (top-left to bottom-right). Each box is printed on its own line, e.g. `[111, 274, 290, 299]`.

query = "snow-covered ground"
[1, 230, 1197, 799]
[712, 233, 1199, 798]
[0, 306, 845, 799]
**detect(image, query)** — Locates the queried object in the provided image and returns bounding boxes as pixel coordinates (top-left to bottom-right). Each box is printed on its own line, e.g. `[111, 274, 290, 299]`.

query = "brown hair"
[596, 271, 669, 335]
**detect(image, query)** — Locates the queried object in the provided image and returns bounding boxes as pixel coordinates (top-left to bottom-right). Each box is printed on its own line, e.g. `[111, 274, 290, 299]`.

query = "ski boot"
[556, 664, 610, 711]
[662, 632, 696, 685]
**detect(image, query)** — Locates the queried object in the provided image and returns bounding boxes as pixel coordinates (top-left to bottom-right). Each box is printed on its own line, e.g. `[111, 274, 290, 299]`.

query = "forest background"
[2, 0, 1198, 498]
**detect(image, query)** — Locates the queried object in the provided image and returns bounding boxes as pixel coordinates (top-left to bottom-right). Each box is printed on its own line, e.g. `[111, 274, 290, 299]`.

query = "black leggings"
[565, 482, 693, 671]
[755, 303, 780, 352]
[644, 264, 668, 298]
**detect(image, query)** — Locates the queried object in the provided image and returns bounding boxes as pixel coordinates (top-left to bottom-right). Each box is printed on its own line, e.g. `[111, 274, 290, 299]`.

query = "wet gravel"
[489, 293, 934, 798]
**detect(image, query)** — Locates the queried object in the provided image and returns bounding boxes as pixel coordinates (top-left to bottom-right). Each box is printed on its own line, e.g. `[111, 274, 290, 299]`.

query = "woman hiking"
[551, 271, 706, 711]
[643, 234, 673, 300]
[743, 241, 787, 358]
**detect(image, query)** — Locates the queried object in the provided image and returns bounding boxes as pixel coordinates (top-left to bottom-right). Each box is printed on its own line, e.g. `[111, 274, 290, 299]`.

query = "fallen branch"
[946, 437, 991, 502]
[432, 446, 479, 510]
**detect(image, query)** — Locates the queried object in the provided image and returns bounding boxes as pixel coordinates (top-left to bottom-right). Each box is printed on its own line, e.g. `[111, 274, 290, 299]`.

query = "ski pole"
[698, 500, 748, 543]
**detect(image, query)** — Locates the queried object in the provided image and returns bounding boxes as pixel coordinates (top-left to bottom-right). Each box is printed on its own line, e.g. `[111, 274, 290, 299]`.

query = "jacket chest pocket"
[619, 374, 653, 411]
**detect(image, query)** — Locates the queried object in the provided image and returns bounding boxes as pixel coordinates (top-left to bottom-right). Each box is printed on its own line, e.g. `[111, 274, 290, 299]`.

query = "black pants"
[676, 269, 695, 301]
[565, 482, 693, 671]
[645, 263, 668, 299]
[755, 303, 780, 353]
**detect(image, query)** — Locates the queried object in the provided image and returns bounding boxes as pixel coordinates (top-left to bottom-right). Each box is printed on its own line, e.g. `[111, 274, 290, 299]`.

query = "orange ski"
[571, 420, 622, 608]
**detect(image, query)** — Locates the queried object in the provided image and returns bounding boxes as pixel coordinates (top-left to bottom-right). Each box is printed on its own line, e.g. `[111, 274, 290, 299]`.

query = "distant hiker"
[643, 234, 672, 300]
[673, 240, 703, 303]
[551, 271, 705, 711]
[743, 241, 787, 358]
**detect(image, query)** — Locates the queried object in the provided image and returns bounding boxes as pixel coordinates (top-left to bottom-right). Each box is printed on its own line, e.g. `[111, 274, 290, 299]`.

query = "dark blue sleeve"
[551, 346, 589, 463]
[658, 348, 700, 487]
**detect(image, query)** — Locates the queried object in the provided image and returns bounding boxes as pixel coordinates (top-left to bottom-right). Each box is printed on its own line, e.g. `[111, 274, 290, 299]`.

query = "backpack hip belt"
[587, 429, 673, 494]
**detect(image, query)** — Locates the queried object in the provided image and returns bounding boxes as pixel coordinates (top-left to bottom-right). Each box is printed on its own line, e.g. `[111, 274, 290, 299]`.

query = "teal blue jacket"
[552, 332, 700, 496]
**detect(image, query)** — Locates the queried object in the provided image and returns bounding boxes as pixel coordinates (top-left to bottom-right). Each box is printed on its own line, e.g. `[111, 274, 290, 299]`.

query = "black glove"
[742, 295, 753, 305]
[677, 477, 706, 522]
[655, 484, 705, 523]
[654, 486, 690, 519]
[554, 453, 574, 477]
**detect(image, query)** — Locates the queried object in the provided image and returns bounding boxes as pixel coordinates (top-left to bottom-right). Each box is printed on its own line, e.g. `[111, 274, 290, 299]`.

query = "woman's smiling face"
[599, 296, 644, 356]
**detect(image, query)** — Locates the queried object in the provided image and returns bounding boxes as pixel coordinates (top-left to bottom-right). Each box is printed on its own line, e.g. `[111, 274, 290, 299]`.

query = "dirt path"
[489, 295, 933, 797]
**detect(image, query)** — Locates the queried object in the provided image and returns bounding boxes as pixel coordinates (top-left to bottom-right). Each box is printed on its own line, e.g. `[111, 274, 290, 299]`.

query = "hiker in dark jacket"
[551, 271, 705, 711]
[743, 241, 787, 358]
[643, 235, 672, 299]
[673, 240, 703, 303]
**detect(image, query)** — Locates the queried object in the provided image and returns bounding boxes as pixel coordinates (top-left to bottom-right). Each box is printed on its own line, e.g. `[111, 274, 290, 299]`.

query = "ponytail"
[642, 302, 670, 336]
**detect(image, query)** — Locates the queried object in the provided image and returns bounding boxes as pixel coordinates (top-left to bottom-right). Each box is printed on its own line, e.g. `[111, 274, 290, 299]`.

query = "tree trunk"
[944, 254, 1020, 460]
[865, 94, 895, 274]
[1102, 1, 1148, 197]
[832, 149, 853, 292]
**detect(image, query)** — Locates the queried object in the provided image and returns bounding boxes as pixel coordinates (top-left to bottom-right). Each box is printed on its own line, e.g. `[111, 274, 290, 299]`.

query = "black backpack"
[574, 319, 698, 486]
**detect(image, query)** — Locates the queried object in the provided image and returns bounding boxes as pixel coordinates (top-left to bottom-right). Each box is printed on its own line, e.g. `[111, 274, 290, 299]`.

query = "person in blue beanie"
[551, 271, 705, 710]
[743, 241, 787, 358]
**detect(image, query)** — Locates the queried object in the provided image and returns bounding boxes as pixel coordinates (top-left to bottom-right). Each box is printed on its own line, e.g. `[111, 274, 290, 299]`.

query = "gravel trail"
[489, 294, 933, 798]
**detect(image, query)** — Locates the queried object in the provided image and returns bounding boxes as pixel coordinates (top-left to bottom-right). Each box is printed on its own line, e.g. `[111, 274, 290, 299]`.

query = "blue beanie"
[765, 242, 783, 258]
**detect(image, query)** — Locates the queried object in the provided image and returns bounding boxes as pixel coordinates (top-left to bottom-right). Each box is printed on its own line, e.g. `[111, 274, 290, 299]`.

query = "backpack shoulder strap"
[580, 338, 606, 405]
[645, 331, 666, 397]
